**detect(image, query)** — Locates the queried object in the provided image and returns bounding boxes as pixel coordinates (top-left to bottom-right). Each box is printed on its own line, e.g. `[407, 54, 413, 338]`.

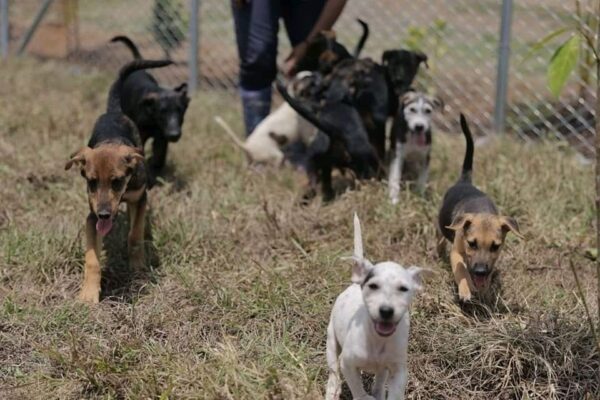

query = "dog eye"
[111, 177, 126, 192]
[368, 283, 379, 290]
[398, 286, 409, 292]
[424, 108, 432, 114]
[467, 240, 478, 250]
[408, 107, 417, 113]
[87, 179, 98, 192]
[490, 243, 500, 252]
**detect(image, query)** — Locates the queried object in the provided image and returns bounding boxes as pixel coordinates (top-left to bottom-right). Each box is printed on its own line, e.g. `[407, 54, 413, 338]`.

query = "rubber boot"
[240, 87, 272, 137]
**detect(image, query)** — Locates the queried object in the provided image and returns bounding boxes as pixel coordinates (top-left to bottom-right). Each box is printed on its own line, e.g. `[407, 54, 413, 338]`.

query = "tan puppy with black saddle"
[437, 114, 523, 302]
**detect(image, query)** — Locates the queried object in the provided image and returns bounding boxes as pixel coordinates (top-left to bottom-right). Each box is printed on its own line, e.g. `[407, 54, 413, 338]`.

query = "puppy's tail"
[110, 35, 143, 59]
[353, 19, 369, 58]
[213, 116, 250, 155]
[107, 59, 173, 113]
[353, 213, 364, 260]
[459, 113, 474, 182]
[275, 78, 339, 139]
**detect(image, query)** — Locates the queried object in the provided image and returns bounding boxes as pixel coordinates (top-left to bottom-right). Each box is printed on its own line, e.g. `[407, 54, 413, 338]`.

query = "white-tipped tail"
[353, 213, 364, 260]
[214, 116, 248, 151]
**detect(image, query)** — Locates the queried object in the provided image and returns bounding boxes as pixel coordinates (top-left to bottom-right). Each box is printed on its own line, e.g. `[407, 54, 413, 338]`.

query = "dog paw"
[78, 286, 100, 304]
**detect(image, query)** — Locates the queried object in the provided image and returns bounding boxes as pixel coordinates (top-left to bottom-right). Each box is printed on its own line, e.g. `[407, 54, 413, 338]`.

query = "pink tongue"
[96, 218, 113, 236]
[416, 131, 426, 146]
[374, 321, 396, 337]
[472, 275, 487, 289]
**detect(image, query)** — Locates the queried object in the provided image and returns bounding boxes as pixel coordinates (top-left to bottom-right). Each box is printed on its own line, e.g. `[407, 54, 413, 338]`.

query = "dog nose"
[414, 123, 425, 132]
[97, 210, 111, 220]
[379, 306, 394, 320]
[472, 263, 489, 276]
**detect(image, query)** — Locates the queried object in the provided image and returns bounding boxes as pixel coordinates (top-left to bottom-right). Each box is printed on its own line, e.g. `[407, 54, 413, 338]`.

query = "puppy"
[65, 59, 172, 303]
[388, 90, 443, 203]
[438, 114, 523, 302]
[110, 36, 190, 179]
[381, 49, 428, 115]
[326, 214, 425, 400]
[214, 71, 319, 166]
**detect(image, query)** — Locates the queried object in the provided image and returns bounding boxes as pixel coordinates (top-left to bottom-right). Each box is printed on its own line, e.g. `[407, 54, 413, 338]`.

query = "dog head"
[400, 90, 443, 144]
[295, 31, 347, 74]
[349, 214, 426, 337]
[447, 213, 523, 290]
[139, 83, 190, 142]
[287, 71, 323, 100]
[382, 49, 428, 95]
[65, 144, 144, 236]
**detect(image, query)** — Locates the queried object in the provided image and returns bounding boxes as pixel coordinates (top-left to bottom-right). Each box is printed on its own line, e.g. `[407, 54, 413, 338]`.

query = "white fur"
[326, 214, 425, 400]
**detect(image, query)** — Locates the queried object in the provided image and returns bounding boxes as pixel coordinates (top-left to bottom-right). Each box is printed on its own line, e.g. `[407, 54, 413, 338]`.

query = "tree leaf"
[547, 34, 580, 97]
[521, 26, 572, 65]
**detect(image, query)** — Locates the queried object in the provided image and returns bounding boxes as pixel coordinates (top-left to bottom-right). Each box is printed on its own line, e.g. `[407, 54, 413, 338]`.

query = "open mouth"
[471, 274, 488, 289]
[374, 321, 397, 337]
[96, 217, 113, 236]
[409, 130, 427, 146]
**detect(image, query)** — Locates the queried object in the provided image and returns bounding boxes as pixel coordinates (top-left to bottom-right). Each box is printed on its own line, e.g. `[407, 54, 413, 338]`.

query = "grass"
[0, 58, 599, 399]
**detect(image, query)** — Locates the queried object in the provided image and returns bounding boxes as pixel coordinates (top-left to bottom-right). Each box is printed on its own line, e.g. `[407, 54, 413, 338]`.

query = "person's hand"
[283, 41, 309, 77]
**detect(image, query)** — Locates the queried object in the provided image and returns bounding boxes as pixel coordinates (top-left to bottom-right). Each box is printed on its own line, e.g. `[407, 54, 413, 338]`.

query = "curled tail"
[353, 213, 364, 260]
[275, 78, 339, 139]
[107, 59, 173, 113]
[353, 19, 369, 58]
[110, 35, 142, 59]
[214, 116, 249, 154]
[459, 113, 474, 182]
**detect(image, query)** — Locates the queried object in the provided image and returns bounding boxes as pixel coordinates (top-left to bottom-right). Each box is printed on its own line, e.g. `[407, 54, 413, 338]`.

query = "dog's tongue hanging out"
[472, 275, 487, 289]
[96, 219, 113, 236]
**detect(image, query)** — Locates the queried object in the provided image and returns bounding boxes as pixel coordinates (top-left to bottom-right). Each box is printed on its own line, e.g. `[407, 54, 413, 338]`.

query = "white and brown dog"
[325, 214, 426, 400]
[214, 71, 318, 166]
[388, 90, 443, 204]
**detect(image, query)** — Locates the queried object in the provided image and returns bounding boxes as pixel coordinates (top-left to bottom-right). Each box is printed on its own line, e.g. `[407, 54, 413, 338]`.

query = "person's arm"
[283, 0, 348, 76]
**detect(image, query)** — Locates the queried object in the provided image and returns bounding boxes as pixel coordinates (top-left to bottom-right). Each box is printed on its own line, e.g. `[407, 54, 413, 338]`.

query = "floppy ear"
[381, 50, 394, 66]
[446, 213, 473, 232]
[501, 216, 524, 239]
[65, 147, 91, 170]
[415, 51, 429, 68]
[174, 82, 187, 93]
[431, 96, 444, 111]
[140, 93, 159, 109]
[350, 256, 374, 284]
[124, 148, 145, 170]
[406, 265, 428, 291]
[400, 90, 417, 106]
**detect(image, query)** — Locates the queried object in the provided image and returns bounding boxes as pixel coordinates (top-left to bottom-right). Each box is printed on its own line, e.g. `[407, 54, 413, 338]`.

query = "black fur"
[110, 36, 190, 181]
[438, 114, 497, 241]
[382, 49, 428, 115]
[276, 79, 378, 201]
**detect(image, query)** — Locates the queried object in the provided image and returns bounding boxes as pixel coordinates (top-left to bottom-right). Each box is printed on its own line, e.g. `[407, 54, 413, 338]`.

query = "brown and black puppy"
[65, 59, 172, 303]
[438, 114, 523, 302]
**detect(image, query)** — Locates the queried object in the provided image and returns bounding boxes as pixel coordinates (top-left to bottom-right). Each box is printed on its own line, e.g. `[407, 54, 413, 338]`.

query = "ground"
[0, 59, 598, 399]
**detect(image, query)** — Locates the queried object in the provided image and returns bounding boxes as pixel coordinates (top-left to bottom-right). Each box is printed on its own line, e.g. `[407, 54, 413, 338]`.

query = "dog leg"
[325, 323, 342, 400]
[436, 228, 446, 259]
[388, 142, 403, 205]
[79, 213, 102, 303]
[321, 162, 334, 202]
[387, 366, 408, 400]
[372, 369, 388, 400]
[149, 137, 168, 175]
[416, 163, 429, 195]
[450, 248, 472, 302]
[127, 193, 147, 272]
[340, 359, 374, 400]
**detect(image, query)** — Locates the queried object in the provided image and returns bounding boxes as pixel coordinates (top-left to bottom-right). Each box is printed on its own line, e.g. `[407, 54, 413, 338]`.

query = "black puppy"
[110, 36, 190, 181]
[294, 19, 369, 74]
[277, 79, 379, 202]
[382, 49, 428, 114]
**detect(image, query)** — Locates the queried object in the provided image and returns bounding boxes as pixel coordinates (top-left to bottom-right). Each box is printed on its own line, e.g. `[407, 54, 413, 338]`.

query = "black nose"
[379, 306, 394, 320]
[414, 123, 425, 132]
[97, 210, 111, 220]
[472, 263, 489, 276]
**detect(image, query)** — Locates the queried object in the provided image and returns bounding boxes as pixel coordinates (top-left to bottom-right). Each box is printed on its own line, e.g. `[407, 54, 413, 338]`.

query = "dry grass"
[0, 58, 598, 399]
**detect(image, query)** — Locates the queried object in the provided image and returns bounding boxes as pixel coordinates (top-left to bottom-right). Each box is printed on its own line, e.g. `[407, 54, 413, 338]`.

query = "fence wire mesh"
[5, 0, 597, 155]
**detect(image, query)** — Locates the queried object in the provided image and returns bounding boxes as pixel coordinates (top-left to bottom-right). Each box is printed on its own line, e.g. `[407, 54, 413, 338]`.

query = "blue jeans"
[232, 0, 325, 136]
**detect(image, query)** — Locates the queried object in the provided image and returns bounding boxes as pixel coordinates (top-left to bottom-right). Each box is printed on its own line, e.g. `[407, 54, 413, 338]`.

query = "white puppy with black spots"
[388, 91, 443, 204]
[325, 214, 427, 400]
[214, 71, 318, 166]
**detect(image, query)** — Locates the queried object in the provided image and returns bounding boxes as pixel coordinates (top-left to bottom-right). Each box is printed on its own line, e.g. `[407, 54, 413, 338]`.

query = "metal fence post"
[0, 0, 8, 58]
[17, 0, 54, 55]
[188, 0, 199, 94]
[493, 0, 513, 134]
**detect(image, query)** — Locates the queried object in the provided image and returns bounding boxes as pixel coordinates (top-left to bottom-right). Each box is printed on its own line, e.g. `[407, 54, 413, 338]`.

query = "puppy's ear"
[124, 148, 145, 171]
[350, 256, 374, 284]
[381, 50, 394, 66]
[446, 213, 473, 232]
[65, 147, 91, 170]
[140, 93, 159, 109]
[431, 96, 444, 111]
[174, 82, 188, 94]
[407, 266, 426, 291]
[501, 216, 524, 239]
[400, 90, 417, 106]
[415, 51, 429, 69]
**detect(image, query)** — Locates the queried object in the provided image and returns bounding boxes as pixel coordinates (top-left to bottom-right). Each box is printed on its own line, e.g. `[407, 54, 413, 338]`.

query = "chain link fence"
[3, 0, 597, 156]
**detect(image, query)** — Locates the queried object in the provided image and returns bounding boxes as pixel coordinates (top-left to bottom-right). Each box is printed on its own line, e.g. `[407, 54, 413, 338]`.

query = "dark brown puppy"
[65, 59, 172, 303]
[438, 114, 523, 302]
